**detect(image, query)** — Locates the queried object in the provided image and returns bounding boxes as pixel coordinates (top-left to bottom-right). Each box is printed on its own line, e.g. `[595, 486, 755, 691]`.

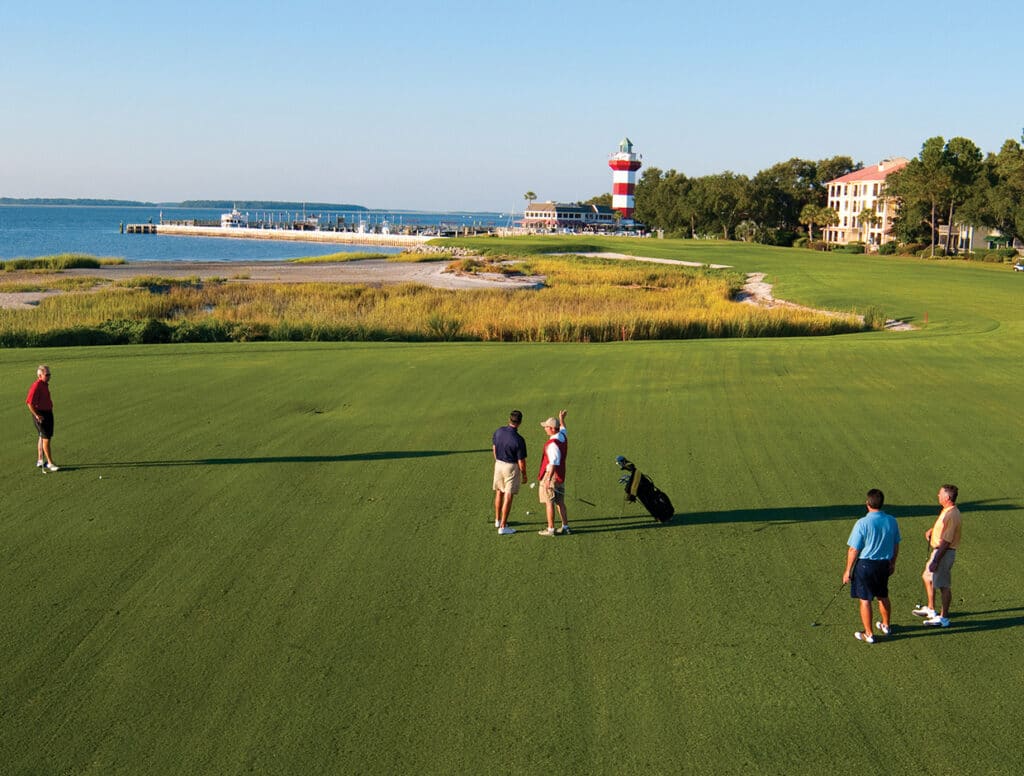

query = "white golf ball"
[526, 510, 532, 515]
[530, 482, 536, 489]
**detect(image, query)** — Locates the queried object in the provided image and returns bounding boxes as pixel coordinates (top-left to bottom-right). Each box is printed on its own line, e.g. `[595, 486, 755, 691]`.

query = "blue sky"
[2, 0, 1021, 211]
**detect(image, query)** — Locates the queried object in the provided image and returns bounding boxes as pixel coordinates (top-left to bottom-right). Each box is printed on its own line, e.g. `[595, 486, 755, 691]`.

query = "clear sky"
[2, 0, 1021, 211]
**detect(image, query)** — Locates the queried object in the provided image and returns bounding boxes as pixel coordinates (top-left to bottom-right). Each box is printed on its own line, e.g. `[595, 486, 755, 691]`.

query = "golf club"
[810, 582, 845, 627]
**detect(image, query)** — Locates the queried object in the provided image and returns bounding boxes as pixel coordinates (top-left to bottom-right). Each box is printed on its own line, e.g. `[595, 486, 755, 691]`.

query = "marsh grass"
[391, 250, 453, 263]
[1, 253, 125, 270]
[287, 252, 392, 263]
[0, 255, 863, 346]
[0, 276, 107, 292]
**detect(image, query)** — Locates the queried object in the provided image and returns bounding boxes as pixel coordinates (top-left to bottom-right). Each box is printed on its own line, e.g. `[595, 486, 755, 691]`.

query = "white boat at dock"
[220, 208, 249, 228]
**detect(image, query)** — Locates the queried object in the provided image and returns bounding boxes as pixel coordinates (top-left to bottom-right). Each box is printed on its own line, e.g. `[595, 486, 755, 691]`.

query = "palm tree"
[800, 204, 821, 243]
[800, 204, 838, 245]
[523, 191, 537, 209]
[858, 207, 880, 245]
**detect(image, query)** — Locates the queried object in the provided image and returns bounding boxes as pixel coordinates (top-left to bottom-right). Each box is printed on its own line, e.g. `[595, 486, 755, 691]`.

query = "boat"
[221, 208, 249, 228]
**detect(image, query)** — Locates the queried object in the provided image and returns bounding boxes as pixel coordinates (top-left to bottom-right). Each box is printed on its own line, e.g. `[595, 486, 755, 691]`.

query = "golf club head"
[615, 455, 626, 468]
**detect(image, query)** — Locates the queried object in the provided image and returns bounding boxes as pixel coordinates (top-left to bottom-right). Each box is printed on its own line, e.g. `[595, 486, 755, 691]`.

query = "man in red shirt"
[537, 409, 569, 536]
[26, 365, 59, 472]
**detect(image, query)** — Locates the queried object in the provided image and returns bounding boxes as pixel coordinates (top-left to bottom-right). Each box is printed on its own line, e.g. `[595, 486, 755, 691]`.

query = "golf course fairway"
[1, 243, 1022, 774]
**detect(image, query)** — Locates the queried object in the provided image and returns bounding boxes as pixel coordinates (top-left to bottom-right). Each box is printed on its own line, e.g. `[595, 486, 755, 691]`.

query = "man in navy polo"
[492, 410, 528, 535]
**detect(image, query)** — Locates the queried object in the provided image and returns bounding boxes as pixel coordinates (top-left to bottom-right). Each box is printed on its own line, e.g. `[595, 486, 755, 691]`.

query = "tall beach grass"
[0, 255, 864, 346]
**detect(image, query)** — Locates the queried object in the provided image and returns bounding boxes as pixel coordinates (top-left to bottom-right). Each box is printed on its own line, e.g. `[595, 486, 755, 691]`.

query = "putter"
[810, 582, 845, 627]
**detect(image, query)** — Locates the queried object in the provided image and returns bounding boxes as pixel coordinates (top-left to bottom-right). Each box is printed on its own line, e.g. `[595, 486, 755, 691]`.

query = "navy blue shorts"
[850, 558, 891, 601]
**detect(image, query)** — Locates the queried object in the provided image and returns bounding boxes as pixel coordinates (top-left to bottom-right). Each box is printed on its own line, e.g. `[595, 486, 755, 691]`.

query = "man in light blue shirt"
[843, 489, 901, 644]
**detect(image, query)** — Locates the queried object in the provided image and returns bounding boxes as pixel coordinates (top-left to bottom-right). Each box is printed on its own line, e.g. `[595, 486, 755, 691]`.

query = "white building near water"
[823, 158, 908, 246]
[522, 201, 617, 232]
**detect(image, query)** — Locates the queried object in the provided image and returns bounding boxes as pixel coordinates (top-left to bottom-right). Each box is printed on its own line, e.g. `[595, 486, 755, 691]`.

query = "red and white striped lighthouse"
[608, 137, 642, 221]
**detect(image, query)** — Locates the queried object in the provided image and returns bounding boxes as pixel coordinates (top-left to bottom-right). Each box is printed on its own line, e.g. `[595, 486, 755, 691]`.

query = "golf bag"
[615, 455, 674, 523]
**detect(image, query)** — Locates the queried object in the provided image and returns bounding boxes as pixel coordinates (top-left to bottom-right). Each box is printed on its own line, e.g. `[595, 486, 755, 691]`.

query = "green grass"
[1, 240, 1023, 774]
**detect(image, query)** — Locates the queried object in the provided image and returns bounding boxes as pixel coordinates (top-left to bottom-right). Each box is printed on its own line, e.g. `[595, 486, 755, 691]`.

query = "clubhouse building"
[522, 201, 618, 232]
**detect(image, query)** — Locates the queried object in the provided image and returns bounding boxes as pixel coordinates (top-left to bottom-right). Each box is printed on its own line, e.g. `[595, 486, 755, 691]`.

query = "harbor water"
[0, 205, 506, 262]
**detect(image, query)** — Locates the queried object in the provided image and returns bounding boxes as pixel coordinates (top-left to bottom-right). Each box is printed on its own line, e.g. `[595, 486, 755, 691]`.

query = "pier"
[123, 223, 439, 248]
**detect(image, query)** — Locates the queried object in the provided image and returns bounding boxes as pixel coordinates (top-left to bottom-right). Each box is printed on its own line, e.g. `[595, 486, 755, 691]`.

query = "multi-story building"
[823, 158, 908, 246]
[522, 201, 617, 232]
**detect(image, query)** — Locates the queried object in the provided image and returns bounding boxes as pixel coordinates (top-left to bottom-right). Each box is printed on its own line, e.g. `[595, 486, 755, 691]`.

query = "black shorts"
[34, 410, 54, 439]
[850, 558, 891, 601]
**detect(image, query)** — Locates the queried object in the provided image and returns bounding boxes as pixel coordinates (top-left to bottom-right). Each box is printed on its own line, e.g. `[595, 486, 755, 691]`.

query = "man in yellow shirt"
[912, 485, 962, 628]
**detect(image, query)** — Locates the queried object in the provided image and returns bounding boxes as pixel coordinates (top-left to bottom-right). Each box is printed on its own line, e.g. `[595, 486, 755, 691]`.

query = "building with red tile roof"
[823, 158, 908, 246]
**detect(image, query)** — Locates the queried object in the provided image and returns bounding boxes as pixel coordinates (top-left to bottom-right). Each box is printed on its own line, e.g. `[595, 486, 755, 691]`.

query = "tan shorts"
[493, 461, 522, 495]
[924, 549, 956, 588]
[539, 480, 565, 505]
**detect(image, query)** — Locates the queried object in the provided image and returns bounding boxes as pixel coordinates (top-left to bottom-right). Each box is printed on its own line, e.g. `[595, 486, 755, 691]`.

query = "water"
[0, 205, 507, 262]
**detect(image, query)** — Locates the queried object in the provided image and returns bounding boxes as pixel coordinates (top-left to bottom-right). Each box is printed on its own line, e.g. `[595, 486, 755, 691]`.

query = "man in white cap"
[537, 409, 569, 536]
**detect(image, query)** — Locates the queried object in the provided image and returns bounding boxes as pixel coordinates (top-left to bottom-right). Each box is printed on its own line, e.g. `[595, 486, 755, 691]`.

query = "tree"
[745, 156, 858, 244]
[523, 191, 537, 209]
[633, 167, 664, 229]
[858, 207, 880, 244]
[749, 158, 818, 234]
[698, 172, 751, 240]
[799, 204, 821, 242]
[582, 193, 613, 208]
[819, 207, 839, 239]
[886, 137, 951, 256]
[978, 136, 1024, 245]
[800, 204, 838, 244]
[941, 137, 983, 253]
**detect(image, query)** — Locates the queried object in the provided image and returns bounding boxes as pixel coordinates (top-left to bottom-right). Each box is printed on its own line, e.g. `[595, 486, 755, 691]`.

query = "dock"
[122, 223, 438, 248]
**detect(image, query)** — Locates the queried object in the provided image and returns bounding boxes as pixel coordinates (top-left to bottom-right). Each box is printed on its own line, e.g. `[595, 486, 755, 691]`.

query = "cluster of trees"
[628, 132, 1024, 251]
[886, 134, 1024, 253]
[630, 156, 858, 244]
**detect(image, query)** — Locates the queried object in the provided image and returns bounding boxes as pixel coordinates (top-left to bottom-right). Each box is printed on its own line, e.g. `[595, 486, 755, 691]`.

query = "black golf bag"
[615, 456, 674, 522]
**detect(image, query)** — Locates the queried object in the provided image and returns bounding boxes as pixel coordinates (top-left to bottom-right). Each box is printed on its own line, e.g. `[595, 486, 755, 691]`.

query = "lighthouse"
[608, 137, 642, 221]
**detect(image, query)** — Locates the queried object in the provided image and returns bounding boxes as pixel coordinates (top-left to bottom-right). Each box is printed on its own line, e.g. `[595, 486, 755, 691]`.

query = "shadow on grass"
[66, 449, 491, 469]
[884, 607, 1024, 640]
[562, 498, 1020, 534]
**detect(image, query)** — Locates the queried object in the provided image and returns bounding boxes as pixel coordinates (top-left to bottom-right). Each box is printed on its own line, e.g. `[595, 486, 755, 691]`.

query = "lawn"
[1, 240, 1022, 774]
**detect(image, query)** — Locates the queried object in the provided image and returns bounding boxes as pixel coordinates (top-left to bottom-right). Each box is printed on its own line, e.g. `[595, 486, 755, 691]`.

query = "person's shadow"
[561, 498, 1019, 533]
[883, 607, 1024, 639]
[65, 449, 491, 469]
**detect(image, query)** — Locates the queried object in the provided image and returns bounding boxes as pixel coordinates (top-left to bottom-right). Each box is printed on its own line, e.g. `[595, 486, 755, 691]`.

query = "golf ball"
[526, 510, 532, 515]
[529, 482, 536, 489]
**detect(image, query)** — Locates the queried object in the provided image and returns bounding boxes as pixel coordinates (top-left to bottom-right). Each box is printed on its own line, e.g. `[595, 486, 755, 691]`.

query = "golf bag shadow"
[615, 456, 675, 523]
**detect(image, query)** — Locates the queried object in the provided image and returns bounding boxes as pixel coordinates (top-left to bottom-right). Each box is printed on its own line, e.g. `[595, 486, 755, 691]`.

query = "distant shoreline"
[0, 198, 368, 210]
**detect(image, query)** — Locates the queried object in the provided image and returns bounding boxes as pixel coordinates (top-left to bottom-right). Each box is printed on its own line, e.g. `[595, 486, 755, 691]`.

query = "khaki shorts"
[493, 461, 522, 495]
[924, 548, 956, 588]
[539, 480, 565, 505]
